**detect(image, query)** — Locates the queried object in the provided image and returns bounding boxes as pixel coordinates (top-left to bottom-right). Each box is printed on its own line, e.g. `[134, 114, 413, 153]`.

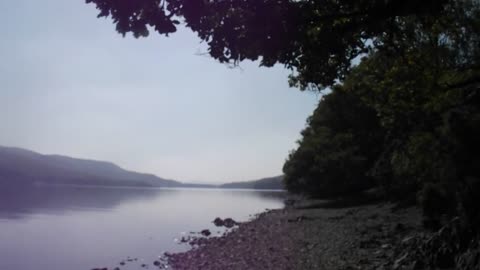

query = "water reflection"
[0, 185, 285, 220]
[0, 185, 285, 270]
[0, 185, 170, 219]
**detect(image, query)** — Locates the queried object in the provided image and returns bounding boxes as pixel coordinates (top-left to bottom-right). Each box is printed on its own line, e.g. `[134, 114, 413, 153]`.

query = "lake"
[0, 186, 285, 270]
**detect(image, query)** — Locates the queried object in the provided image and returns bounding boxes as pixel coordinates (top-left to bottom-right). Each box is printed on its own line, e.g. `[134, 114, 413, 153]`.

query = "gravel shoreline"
[166, 200, 423, 270]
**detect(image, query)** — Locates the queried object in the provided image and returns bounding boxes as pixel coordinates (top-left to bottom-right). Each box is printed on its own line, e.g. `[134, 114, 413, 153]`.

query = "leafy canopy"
[86, 0, 449, 90]
[283, 0, 480, 206]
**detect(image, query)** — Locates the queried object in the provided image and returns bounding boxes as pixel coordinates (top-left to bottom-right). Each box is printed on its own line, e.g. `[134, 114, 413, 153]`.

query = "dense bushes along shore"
[283, 1, 480, 268]
[284, 0, 480, 226]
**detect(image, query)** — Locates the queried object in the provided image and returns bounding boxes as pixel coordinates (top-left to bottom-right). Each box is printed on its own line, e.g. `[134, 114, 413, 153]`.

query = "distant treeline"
[220, 176, 284, 190]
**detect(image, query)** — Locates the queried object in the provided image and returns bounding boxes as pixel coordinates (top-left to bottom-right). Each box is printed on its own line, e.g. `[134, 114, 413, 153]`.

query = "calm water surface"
[0, 186, 285, 270]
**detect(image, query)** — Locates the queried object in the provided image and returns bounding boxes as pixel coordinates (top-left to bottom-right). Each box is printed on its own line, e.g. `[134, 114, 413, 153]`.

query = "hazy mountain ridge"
[0, 146, 282, 190]
[219, 175, 284, 190]
[0, 146, 180, 187]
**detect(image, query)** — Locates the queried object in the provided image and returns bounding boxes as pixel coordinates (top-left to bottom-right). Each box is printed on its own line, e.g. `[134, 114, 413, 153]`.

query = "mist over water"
[0, 186, 285, 270]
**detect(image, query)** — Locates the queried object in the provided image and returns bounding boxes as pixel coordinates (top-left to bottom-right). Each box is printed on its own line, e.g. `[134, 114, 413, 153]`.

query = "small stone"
[213, 217, 224, 226]
[200, 229, 211, 236]
[223, 218, 238, 228]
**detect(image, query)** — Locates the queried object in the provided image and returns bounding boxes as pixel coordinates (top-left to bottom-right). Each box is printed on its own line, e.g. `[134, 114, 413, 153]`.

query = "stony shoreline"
[165, 200, 424, 270]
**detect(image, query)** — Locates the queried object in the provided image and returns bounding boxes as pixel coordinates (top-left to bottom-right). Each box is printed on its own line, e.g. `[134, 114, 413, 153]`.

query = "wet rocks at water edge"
[201, 229, 212, 236]
[180, 236, 191, 243]
[213, 217, 224, 226]
[224, 218, 238, 228]
[213, 217, 238, 228]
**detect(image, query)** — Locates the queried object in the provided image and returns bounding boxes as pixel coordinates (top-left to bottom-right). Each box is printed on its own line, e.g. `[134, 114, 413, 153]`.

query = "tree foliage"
[86, 0, 449, 90]
[283, 85, 384, 198]
[283, 0, 480, 229]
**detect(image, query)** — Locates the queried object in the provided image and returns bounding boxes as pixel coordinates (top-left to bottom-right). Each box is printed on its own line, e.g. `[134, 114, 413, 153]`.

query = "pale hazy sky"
[0, 0, 319, 183]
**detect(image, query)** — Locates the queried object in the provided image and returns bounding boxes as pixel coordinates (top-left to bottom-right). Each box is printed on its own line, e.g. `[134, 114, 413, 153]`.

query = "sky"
[0, 0, 319, 183]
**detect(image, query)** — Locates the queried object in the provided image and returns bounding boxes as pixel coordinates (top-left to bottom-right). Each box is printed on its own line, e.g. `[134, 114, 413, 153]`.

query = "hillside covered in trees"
[219, 175, 284, 190]
[87, 0, 480, 268]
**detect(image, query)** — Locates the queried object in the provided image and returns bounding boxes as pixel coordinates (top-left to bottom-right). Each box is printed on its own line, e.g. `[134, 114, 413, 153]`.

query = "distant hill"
[0, 145, 285, 190]
[219, 175, 284, 190]
[0, 146, 181, 188]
